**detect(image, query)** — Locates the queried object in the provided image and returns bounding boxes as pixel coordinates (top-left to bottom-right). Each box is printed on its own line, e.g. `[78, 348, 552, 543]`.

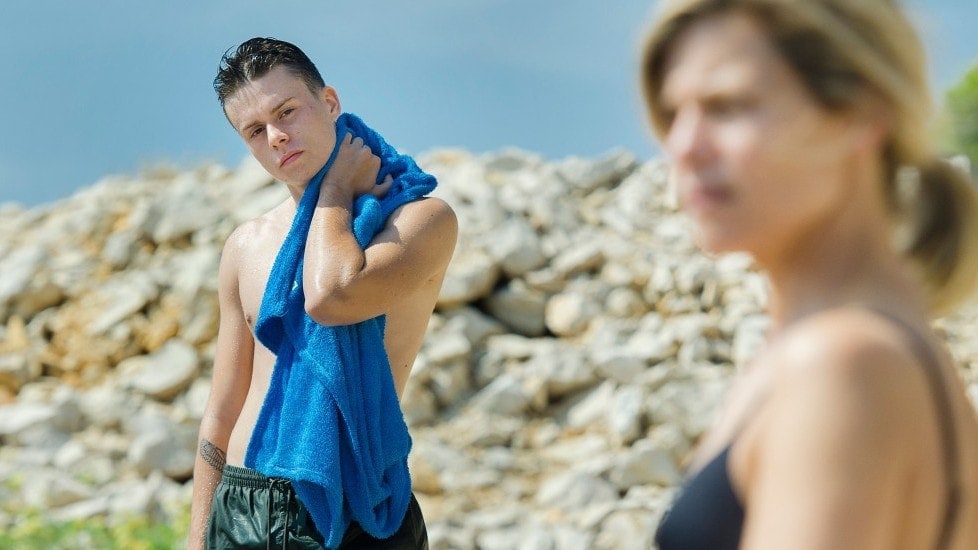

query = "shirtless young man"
[187, 37, 457, 549]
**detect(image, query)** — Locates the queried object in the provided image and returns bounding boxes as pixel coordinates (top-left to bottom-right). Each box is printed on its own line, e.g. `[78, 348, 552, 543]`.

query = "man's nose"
[267, 124, 289, 149]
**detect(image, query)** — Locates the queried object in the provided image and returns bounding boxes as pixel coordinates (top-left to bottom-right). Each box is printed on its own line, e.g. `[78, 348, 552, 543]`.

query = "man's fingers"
[371, 175, 393, 197]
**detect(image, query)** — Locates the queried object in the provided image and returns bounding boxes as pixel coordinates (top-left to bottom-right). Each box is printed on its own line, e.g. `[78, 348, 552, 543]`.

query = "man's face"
[223, 66, 341, 187]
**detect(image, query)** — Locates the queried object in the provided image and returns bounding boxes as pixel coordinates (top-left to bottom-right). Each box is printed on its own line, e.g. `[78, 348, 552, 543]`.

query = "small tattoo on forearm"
[200, 439, 226, 473]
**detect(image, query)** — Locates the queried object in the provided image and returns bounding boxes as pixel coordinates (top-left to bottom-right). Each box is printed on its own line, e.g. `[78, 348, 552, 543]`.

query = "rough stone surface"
[1, 148, 976, 548]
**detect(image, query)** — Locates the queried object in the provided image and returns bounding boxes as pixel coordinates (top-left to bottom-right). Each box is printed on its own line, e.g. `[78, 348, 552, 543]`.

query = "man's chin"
[272, 166, 315, 187]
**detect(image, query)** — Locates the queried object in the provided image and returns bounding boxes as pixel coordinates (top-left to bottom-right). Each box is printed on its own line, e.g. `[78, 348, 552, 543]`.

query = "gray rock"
[438, 247, 499, 307]
[180, 378, 212, 421]
[486, 218, 547, 278]
[534, 347, 597, 399]
[609, 439, 681, 488]
[127, 422, 197, 480]
[22, 470, 94, 509]
[535, 470, 618, 511]
[566, 381, 617, 429]
[0, 352, 39, 392]
[484, 280, 547, 337]
[424, 330, 472, 365]
[401, 381, 439, 426]
[102, 229, 141, 269]
[49, 495, 111, 522]
[3, 149, 978, 542]
[0, 246, 45, 304]
[478, 526, 555, 550]
[732, 313, 770, 366]
[551, 241, 604, 278]
[555, 149, 637, 194]
[150, 173, 224, 243]
[440, 306, 507, 346]
[122, 339, 199, 401]
[429, 359, 472, 408]
[593, 508, 659, 550]
[545, 291, 598, 337]
[607, 385, 646, 445]
[0, 402, 58, 437]
[471, 374, 544, 417]
[590, 349, 647, 384]
[79, 384, 136, 429]
[84, 272, 158, 336]
[604, 286, 647, 318]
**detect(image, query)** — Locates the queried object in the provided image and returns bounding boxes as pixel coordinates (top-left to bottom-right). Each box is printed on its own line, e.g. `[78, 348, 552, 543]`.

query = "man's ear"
[321, 86, 341, 118]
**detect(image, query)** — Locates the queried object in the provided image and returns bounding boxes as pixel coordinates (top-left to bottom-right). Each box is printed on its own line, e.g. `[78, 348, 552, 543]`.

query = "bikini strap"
[866, 308, 960, 549]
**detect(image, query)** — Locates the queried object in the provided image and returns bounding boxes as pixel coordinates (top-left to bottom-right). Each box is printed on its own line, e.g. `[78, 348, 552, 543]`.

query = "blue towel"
[245, 112, 437, 548]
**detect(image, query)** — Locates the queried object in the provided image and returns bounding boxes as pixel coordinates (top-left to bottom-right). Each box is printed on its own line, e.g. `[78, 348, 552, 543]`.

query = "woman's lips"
[684, 182, 733, 211]
[673, 167, 736, 212]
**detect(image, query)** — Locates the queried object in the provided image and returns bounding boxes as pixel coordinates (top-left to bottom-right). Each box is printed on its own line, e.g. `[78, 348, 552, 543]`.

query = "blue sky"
[3, 0, 977, 207]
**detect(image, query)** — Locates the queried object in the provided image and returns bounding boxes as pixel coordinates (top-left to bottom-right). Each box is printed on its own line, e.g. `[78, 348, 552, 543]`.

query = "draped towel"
[245, 112, 436, 548]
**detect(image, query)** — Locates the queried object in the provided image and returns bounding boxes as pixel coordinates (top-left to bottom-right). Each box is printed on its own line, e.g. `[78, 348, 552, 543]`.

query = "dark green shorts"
[206, 464, 428, 549]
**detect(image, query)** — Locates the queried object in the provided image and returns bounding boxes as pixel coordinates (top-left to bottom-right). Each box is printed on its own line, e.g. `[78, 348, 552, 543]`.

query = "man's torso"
[224, 198, 444, 465]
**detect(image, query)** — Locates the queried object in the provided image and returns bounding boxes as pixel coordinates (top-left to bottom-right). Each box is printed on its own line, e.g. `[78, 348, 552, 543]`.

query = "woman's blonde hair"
[641, 0, 978, 314]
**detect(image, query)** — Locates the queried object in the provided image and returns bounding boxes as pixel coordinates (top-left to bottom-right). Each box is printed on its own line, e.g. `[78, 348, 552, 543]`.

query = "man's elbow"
[303, 291, 360, 326]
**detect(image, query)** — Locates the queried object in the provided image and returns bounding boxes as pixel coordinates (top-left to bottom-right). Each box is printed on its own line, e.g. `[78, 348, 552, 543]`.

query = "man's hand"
[323, 134, 392, 200]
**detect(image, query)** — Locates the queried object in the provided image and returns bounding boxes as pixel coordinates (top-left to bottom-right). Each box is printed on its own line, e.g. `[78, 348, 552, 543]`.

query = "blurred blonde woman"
[640, 1, 978, 548]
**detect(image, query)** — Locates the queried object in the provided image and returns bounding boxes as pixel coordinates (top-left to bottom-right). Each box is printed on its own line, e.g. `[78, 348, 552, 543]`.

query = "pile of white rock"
[0, 147, 975, 549]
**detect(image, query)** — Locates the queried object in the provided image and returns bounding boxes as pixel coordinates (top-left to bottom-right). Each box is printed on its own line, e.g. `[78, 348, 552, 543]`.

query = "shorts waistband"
[221, 464, 291, 490]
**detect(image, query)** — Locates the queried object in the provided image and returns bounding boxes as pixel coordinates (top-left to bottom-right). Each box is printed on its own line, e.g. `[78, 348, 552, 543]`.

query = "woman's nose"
[665, 108, 711, 165]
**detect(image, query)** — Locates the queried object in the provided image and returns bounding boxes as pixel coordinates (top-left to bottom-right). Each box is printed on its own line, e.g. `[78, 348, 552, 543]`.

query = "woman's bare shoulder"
[763, 306, 937, 443]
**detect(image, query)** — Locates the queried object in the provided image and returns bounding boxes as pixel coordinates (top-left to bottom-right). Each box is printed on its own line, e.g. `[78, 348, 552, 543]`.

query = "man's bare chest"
[237, 231, 287, 329]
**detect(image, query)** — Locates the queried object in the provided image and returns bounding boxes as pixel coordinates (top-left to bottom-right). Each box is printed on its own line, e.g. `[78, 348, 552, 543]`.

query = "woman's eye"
[706, 97, 753, 118]
[661, 110, 677, 131]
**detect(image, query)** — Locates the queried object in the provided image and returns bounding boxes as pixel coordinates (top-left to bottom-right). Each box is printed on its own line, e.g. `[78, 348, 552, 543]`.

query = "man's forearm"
[303, 184, 368, 312]
[187, 430, 229, 549]
[198, 439, 227, 474]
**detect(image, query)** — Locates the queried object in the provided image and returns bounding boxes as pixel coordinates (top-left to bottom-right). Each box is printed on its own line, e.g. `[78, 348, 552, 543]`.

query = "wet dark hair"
[214, 37, 326, 108]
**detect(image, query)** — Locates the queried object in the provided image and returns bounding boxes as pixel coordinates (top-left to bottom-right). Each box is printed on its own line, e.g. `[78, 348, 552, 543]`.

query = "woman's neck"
[759, 198, 925, 333]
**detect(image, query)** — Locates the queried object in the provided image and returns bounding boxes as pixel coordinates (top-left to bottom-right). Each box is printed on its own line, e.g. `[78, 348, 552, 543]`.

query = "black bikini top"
[655, 309, 961, 549]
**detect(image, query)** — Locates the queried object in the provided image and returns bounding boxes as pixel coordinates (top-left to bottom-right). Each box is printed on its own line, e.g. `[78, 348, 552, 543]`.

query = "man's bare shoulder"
[223, 201, 293, 254]
[219, 200, 294, 276]
[387, 196, 458, 245]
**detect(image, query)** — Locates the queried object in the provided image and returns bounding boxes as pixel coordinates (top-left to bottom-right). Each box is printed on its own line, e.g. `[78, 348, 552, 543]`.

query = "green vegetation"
[945, 61, 978, 168]
[0, 508, 188, 550]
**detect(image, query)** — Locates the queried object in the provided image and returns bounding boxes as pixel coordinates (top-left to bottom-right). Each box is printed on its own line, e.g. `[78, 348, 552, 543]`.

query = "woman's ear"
[848, 92, 891, 155]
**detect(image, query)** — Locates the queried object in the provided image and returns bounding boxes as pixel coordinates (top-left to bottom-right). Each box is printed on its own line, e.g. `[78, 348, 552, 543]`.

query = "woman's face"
[658, 12, 869, 261]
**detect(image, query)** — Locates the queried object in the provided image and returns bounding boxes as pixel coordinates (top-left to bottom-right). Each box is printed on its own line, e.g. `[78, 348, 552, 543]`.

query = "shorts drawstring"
[267, 478, 292, 550]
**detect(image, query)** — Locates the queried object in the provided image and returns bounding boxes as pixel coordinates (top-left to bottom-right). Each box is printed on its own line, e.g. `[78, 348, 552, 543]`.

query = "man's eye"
[250, 127, 264, 138]
[281, 108, 294, 118]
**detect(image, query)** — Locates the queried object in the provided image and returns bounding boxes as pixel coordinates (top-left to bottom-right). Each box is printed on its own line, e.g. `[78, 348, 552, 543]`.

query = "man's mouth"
[279, 151, 301, 167]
